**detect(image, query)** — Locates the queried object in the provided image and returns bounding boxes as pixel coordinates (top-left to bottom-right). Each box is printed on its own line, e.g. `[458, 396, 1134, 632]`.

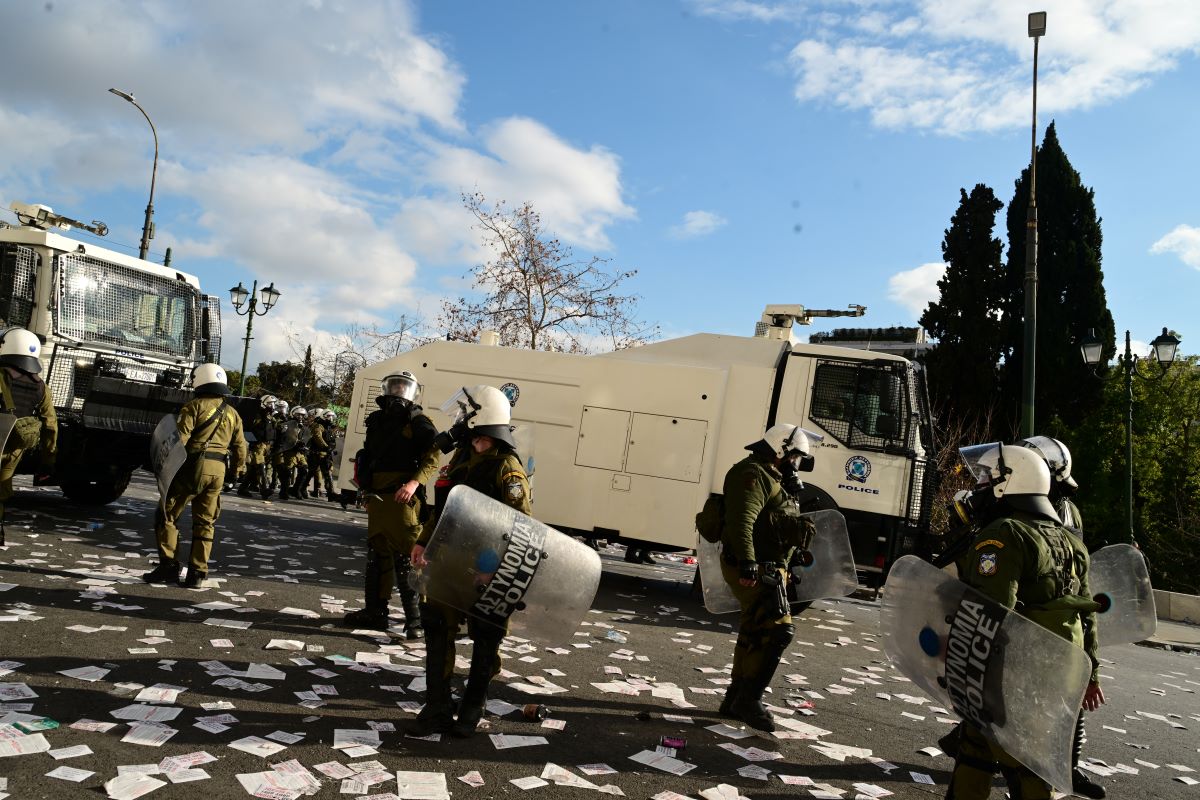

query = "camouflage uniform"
[716, 452, 807, 729]
[154, 396, 247, 581]
[414, 443, 531, 737]
[0, 366, 57, 544]
[948, 510, 1097, 800]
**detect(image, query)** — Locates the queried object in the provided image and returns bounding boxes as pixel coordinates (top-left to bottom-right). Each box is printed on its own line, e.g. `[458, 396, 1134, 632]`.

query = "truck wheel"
[60, 470, 133, 505]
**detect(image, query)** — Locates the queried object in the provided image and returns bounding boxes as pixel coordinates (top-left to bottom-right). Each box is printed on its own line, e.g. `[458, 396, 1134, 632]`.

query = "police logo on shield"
[500, 382, 520, 407]
[844, 455, 871, 484]
[978, 552, 998, 576]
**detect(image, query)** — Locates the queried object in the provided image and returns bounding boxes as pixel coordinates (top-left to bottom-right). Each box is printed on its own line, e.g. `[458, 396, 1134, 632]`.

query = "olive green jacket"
[178, 395, 247, 475]
[966, 510, 1099, 682]
[720, 453, 790, 564]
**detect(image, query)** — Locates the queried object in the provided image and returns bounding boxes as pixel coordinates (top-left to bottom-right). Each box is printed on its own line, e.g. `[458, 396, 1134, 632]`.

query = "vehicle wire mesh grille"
[807, 358, 911, 451]
[202, 294, 222, 363]
[46, 343, 172, 416]
[57, 253, 197, 360]
[0, 244, 38, 328]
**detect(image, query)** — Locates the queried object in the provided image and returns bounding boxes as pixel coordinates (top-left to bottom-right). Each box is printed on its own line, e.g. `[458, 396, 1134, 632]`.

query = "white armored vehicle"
[0, 203, 223, 503]
[339, 305, 938, 583]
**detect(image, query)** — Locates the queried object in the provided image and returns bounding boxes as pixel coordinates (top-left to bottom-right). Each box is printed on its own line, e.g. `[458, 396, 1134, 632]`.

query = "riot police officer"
[279, 406, 310, 500]
[341, 373, 439, 637]
[411, 384, 531, 738]
[0, 328, 56, 545]
[716, 423, 818, 732]
[947, 442, 1102, 800]
[307, 408, 336, 499]
[1020, 436, 1106, 799]
[265, 400, 289, 499]
[237, 394, 276, 498]
[144, 363, 247, 588]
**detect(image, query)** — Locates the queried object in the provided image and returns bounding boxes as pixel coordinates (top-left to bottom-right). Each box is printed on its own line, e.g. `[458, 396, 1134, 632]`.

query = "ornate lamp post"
[1080, 327, 1180, 543]
[229, 280, 281, 396]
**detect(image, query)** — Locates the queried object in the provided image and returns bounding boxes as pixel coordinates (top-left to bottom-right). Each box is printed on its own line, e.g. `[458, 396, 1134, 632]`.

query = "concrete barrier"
[1154, 590, 1200, 625]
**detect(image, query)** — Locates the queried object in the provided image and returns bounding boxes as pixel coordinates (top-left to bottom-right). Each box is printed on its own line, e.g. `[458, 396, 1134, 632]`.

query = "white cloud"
[669, 210, 729, 239]
[422, 117, 635, 251]
[699, 0, 1200, 134]
[1150, 224, 1200, 270]
[887, 261, 946, 317]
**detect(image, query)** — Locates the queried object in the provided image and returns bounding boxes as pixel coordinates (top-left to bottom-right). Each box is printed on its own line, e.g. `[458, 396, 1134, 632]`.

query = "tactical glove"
[739, 560, 759, 583]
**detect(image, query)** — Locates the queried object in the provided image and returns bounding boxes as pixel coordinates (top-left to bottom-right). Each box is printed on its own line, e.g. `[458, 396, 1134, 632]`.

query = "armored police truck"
[0, 202, 222, 503]
[338, 305, 938, 583]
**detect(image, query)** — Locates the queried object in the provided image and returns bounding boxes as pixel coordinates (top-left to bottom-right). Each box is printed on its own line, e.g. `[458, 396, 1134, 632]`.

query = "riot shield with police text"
[412, 485, 600, 643]
[0, 413, 15, 456]
[150, 414, 187, 513]
[1088, 544, 1156, 646]
[699, 509, 857, 615]
[881, 555, 1090, 794]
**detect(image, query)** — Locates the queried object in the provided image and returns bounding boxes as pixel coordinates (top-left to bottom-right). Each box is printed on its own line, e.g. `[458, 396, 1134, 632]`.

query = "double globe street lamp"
[1080, 327, 1181, 544]
[229, 280, 282, 397]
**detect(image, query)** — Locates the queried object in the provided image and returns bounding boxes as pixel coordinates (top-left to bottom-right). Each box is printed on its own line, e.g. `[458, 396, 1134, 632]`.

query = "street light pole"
[1081, 326, 1180, 544]
[229, 280, 282, 397]
[108, 88, 158, 261]
[1020, 12, 1047, 438]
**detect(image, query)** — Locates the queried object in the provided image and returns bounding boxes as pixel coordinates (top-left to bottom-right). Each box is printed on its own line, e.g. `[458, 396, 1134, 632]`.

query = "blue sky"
[1, 0, 1197, 371]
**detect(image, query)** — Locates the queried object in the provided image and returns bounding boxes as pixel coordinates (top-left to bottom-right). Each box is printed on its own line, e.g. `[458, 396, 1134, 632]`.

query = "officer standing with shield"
[340, 373, 438, 637]
[1019, 436, 1106, 799]
[237, 394, 276, 498]
[0, 328, 56, 546]
[717, 423, 818, 732]
[144, 364, 247, 588]
[946, 442, 1102, 800]
[410, 384, 531, 738]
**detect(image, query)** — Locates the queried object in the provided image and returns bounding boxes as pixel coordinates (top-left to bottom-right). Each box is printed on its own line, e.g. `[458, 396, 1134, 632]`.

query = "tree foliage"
[999, 122, 1116, 433]
[439, 192, 657, 352]
[919, 184, 1008, 437]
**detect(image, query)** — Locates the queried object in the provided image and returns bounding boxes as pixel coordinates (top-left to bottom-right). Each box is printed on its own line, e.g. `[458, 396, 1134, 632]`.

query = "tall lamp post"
[1020, 11, 1047, 438]
[229, 280, 282, 397]
[1080, 327, 1180, 544]
[108, 88, 158, 261]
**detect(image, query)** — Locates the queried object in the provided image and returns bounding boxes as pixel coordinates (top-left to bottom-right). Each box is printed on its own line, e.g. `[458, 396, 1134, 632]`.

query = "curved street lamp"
[1080, 326, 1180, 544]
[229, 280, 282, 396]
[108, 88, 158, 261]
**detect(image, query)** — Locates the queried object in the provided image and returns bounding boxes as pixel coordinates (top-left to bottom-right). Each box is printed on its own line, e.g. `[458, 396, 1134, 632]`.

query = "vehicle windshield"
[57, 252, 196, 359]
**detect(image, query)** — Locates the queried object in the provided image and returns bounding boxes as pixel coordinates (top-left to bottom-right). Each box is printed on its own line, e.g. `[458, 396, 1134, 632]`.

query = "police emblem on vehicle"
[978, 552, 998, 576]
[844, 455, 871, 483]
[500, 382, 520, 407]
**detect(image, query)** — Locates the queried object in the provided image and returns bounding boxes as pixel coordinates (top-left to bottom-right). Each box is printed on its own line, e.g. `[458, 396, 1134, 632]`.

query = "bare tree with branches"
[439, 192, 657, 352]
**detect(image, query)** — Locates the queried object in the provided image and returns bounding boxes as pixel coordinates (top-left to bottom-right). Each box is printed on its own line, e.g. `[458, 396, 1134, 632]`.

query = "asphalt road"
[1, 473, 1197, 800]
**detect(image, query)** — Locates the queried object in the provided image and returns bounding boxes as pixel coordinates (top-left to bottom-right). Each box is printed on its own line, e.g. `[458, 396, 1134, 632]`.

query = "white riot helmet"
[192, 363, 230, 396]
[440, 384, 516, 450]
[290, 406, 308, 420]
[321, 409, 337, 424]
[260, 394, 278, 409]
[1019, 435, 1077, 490]
[0, 327, 43, 374]
[959, 442, 1056, 519]
[383, 371, 420, 406]
[753, 423, 822, 471]
[274, 400, 289, 417]
[310, 407, 326, 421]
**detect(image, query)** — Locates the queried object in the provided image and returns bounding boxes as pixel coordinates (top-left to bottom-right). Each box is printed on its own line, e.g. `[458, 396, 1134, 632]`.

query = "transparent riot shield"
[881, 555, 1090, 794]
[698, 509, 857, 615]
[1089, 544, 1157, 646]
[279, 421, 311, 450]
[412, 485, 601, 643]
[0, 414, 15, 455]
[150, 414, 187, 513]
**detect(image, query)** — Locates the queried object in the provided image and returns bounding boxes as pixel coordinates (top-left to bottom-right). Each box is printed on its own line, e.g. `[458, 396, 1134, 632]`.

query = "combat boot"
[181, 568, 207, 589]
[400, 589, 423, 641]
[718, 679, 743, 718]
[142, 560, 182, 584]
[293, 468, 309, 500]
[324, 475, 336, 501]
[279, 468, 293, 501]
[1072, 713, 1106, 798]
[730, 624, 794, 733]
[453, 635, 501, 738]
[411, 605, 455, 736]
[341, 554, 390, 630]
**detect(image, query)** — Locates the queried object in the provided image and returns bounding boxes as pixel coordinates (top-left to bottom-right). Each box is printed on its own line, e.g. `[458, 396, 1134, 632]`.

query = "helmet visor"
[439, 387, 481, 424]
[384, 374, 420, 404]
[1021, 435, 1071, 481]
[958, 443, 1004, 484]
